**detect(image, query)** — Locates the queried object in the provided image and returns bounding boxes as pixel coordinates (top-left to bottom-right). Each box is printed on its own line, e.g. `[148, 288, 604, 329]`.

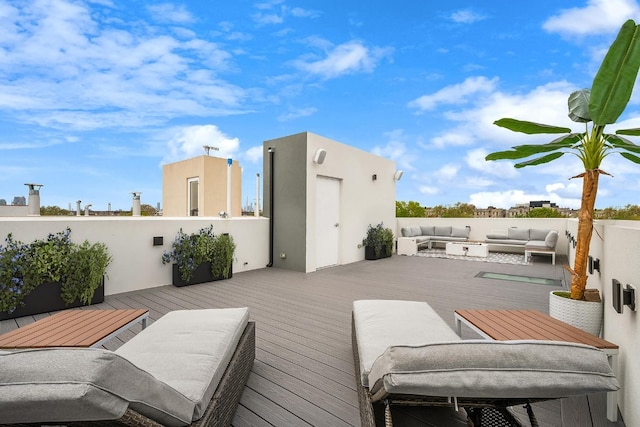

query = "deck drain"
[476, 271, 561, 286]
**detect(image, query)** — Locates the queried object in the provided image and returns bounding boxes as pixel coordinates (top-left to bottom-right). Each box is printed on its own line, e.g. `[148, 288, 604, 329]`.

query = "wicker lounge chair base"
[2, 321, 255, 427]
[352, 317, 538, 427]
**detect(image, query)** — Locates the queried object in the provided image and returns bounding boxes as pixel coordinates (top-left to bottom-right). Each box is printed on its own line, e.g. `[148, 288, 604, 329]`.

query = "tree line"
[396, 201, 640, 220]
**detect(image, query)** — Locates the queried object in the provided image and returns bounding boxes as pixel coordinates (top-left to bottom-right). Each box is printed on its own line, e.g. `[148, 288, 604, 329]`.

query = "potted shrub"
[0, 228, 111, 320]
[211, 233, 236, 280]
[362, 223, 394, 260]
[162, 225, 236, 287]
[486, 20, 640, 335]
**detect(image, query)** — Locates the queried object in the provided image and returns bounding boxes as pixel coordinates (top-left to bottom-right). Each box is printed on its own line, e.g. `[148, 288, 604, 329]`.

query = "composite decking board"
[232, 403, 274, 427]
[1, 254, 623, 426]
[255, 346, 358, 403]
[244, 373, 354, 427]
[257, 339, 357, 389]
[237, 385, 313, 426]
[167, 281, 353, 347]
[251, 360, 359, 425]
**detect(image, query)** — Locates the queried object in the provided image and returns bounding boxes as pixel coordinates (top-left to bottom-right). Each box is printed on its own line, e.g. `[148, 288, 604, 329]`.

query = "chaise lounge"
[352, 300, 619, 426]
[0, 308, 255, 426]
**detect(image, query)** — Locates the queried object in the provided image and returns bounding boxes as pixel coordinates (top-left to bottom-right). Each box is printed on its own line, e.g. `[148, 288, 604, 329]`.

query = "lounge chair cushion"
[368, 340, 619, 399]
[0, 348, 194, 426]
[115, 307, 249, 421]
[353, 300, 460, 387]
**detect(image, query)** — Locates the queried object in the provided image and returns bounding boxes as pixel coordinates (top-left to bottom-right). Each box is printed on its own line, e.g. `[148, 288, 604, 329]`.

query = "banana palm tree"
[486, 20, 640, 300]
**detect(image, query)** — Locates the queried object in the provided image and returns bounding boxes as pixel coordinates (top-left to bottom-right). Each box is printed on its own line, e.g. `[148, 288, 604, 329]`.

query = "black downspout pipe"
[266, 147, 274, 267]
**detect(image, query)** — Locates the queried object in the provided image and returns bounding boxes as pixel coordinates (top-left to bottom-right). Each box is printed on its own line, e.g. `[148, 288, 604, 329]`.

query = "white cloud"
[431, 132, 474, 148]
[293, 40, 393, 79]
[371, 130, 417, 171]
[0, 0, 245, 131]
[408, 76, 498, 112]
[450, 9, 486, 24]
[436, 164, 459, 181]
[469, 188, 582, 209]
[244, 145, 263, 163]
[427, 79, 579, 150]
[543, 0, 640, 36]
[147, 3, 194, 24]
[466, 148, 518, 178]
[277, 107, 318, 121]
[419, 185, 440, 196]
[163, 125, 239, 164]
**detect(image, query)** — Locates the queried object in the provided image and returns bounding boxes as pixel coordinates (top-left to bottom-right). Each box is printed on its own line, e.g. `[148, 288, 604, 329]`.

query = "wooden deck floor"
[1, 253, 625, 426]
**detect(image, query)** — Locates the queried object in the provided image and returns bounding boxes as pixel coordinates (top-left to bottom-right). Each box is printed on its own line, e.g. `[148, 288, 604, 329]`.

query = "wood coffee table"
[0, 309, 149, 349]
[454, 309, 619, 422]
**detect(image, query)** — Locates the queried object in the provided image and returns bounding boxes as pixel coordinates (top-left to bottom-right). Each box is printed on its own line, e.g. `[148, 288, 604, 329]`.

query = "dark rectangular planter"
[0, 279, 105, 321]
[364, 246, 392, 260]
[172, 262, 233, 287]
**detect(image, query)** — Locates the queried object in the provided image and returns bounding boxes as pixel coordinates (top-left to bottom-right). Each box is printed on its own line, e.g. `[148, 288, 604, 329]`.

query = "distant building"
[12, 196, 26, 206]
[474, 206, 506, 218]
[162, 155, 242, 217]
[508, 203, 530, 217]
[529, 200, 557, 209]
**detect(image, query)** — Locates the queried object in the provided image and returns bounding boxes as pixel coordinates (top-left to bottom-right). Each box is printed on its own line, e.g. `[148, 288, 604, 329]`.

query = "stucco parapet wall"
[0, 216, 270, 296]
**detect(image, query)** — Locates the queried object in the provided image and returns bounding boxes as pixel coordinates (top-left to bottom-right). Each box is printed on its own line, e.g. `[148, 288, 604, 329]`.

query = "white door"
[316, 176, 340, 269]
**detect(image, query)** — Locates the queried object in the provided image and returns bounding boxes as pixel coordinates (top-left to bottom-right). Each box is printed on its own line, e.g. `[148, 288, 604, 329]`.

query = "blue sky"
[2, 0, 640, 211]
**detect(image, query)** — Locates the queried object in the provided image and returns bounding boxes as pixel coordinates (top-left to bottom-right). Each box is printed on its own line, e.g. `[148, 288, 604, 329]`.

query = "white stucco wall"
[0, 216, 269, 296]
[305, 133, 396, 272]
[586, 220, 639, 426]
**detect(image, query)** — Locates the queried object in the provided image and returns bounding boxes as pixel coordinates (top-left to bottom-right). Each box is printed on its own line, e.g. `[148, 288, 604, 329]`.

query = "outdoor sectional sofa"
[485, 228, 559, 264]
[397, 225, 470, 255]
[352, 299, 619, 427]
[0, 308, 255, 426]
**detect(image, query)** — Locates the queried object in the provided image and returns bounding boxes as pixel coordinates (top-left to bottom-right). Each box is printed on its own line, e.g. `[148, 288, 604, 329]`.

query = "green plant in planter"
[0, 228, 112, 314]
[211, 234, 236, 279]
[487, 19, 640, 301]
[162, 225, 236, 282]
[61, 241, 111, 305]
[362, 222, 394, 257]
[0, 234, 33, 314]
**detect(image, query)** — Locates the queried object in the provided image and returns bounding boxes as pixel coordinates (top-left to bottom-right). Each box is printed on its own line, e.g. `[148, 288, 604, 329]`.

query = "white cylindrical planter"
[549, 291, 603, 336]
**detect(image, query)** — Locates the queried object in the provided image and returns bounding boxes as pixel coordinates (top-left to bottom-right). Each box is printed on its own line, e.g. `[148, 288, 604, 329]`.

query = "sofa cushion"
[115, 308, 249, 421]
[400, 227, 411, 237]
[434, 226, 452, 237]
[420, 225, 435, 236]
[353, 300, 460, 388]
[529, 229, 550, 241]
[508, 228, 530, 241]
[525, 240, 550, 250]
[545, 230, 559, 248]
[409, 226, 421, 237]
[486, 233, 507, 240]
[451, 227, 470, 238]
[0, 348, 194, 426]
[368, 340, 619, 400]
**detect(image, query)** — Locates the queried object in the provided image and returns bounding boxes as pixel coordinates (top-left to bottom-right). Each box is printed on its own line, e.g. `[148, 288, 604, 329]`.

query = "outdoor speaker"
[613, 279, 622, 313]
[313, 149, 326, 164]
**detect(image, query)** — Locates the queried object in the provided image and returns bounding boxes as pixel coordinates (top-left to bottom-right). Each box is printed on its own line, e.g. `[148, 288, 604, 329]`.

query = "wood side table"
[454, 309, 619, 422]
[0, 309, 149, 349]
